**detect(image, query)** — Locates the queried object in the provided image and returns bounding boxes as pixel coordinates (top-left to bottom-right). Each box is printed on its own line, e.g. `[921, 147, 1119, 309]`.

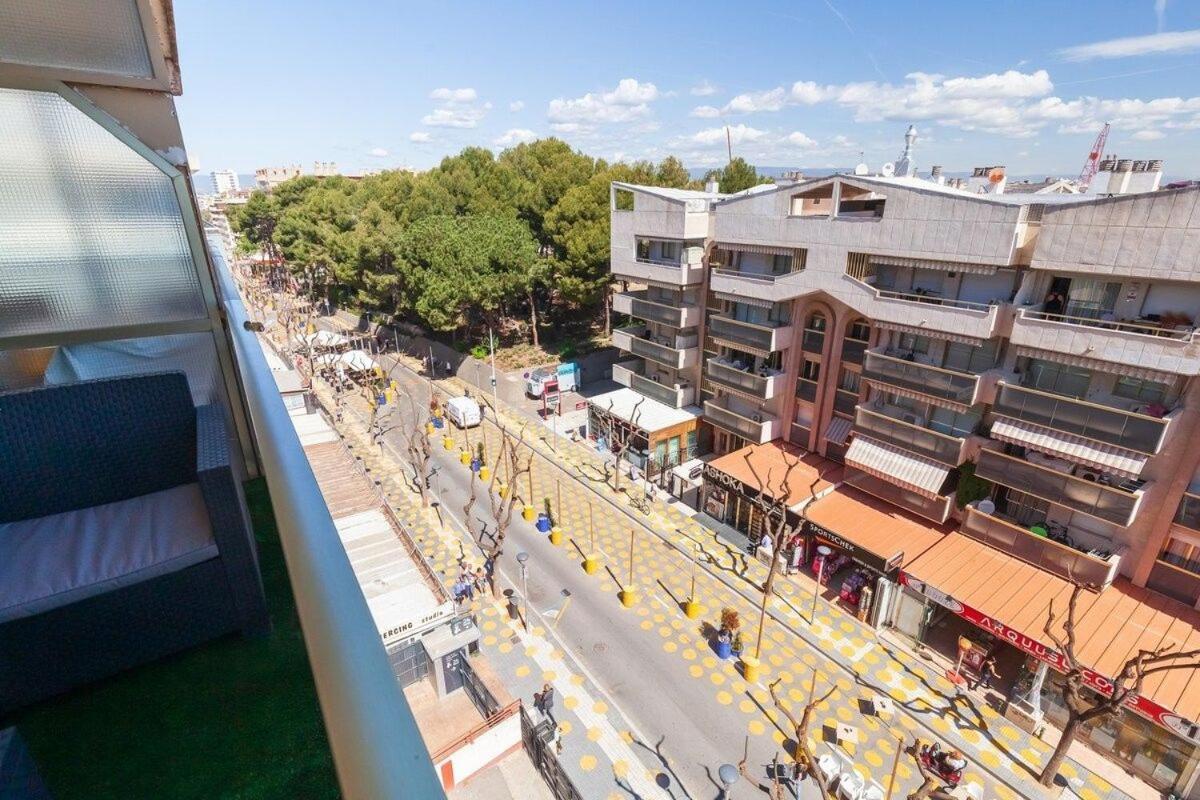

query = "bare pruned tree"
[768, 671, 837, 798]
[1038, 581, 1200, 786]
[590, 396, 644, 495]
[397, 389, 436, 507]
[905, 738, 958, 800]
[463, 402, 533, 598]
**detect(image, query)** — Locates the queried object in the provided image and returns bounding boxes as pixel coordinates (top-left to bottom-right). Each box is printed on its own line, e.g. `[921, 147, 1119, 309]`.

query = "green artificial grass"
[11, 479, 341, 800]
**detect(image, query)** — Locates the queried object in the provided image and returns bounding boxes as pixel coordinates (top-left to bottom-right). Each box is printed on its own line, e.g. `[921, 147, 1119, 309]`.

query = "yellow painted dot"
[865, 749, 884, 768]
[703, 656, 717, 668]
[716, 690, 733, 705]
[587, 726, 602, 742]
[579, 754, 598, 771]
[682, 648, 697, 661]
[613, 759, 629, 778]
[979, 750, 1001, 769]
[689, 664, 704, 678]
[483, 635, 498, 647]
[515, 665, 530, 677]
[739, 699, 757, 714]
[663, 641, 678, 653]
[710, 672, 726, 686]
[542, 670, 557, 682]
[748, 719, 766, 736]
[593, 700, 608, 714]
[619, 730, 633, 743]
[570, 674, 585, 686]
[564, 696, 579, 710]
[559, 720, 573, 734]
[836, 705, 853, 722]
[640, 620, 654, 631]
[498, 642, 512, 653]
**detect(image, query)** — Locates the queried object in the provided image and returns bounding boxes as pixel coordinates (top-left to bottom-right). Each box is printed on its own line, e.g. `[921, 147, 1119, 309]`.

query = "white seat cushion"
[0, 483, 217, 623]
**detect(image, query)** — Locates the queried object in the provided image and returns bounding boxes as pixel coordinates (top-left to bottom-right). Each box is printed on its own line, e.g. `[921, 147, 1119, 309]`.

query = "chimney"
[705, 178, 720, 194]
[1108, 159, 1134, 194]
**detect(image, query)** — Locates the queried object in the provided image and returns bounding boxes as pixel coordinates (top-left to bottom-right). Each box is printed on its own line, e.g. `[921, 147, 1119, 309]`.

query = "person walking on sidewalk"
[534, 683, 555, 722]
[970, 654, 1001, 692]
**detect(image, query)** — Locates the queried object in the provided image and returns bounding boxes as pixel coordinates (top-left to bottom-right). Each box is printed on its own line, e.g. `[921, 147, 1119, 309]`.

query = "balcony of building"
[611, 324, 700, 370]
[861, 348, 994, 408]
[833, 388, 860, 416]
[853, 404, 972, 467]
[706, 357, 785, 401]
[842, 254, 1016, 340]
[1011, 274, 1200, 377]
[706, 312, 794, 354]
[841, 335, 869, 365]
[708, 244, 807, 303]
[992, 381, 1175, 456]
[703, 396, 781, 444]
[975, 447, 1146, 528]
[611, 359, 696, 408]
[609, 217, 705, 286]
[612, 289, 701, 329]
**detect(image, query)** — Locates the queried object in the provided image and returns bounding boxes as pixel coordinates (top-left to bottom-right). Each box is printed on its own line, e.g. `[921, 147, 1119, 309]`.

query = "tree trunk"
[528, 290, 540, 348]
[907, 775, 941, 800]
[603, 285, 611, 336]
[1040, 714, 1082, 786]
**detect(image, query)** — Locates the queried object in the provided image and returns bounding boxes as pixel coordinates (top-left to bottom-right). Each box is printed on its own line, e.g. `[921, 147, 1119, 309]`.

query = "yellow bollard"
[425, 422, 435, 436]
[460, 450, 471, 466]
[498, 483, 509, 499]
[479, 466, 491, 482]
[619, 589, 638, 608]
[549, 526, 563, 546]
[583, 554, 600, 575]
[740, 655, 761, 683]
[442, 435, 454, 451]
[683, 599, 701, 619]
[522, 505, 536, 522]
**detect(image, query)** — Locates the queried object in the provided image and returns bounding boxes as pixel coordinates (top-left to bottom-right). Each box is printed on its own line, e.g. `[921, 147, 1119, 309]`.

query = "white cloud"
[1131, 129, 1166, 140]
[829, 134, 858, 149]
[368, 147, 389, 158]
[690, 124, 767, 146]
[940, 69, 1053, 99]
[409, 131, 432, 143]
[690, 105, 721, 118]
[790, 81, 830, 104]
[547, 78, 659, 124]
[550, 122, 587, 133]
[430, 87, 477, 102]
[509, 100, 525, 111]
[1057, 29, 1200, 61]
[690, 80, 718, 97]
[786, 131, 818, 148]
[724, 87, 787, 113]
[422, 106, 487, 128]
[495, 128, 537, 146]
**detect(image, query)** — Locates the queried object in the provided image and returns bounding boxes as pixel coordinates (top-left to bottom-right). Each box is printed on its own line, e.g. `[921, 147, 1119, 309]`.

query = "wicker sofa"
[0, 372, 269, 713]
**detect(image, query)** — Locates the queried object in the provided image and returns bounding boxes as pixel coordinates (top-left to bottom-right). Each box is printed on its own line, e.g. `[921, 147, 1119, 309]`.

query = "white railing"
[1017, 307, 1199, 341]
[214, 254, 445, 800]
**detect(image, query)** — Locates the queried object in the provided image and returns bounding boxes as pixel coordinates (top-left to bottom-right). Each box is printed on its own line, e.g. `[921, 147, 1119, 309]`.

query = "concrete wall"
[433, 709, 523, 790]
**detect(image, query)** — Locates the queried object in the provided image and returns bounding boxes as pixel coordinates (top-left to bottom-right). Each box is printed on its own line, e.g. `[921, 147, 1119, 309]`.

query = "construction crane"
[1077, 122, 1110, 190]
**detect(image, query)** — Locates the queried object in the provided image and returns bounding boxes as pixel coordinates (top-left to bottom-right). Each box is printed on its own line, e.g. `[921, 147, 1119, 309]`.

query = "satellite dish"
[881, 162, 896, 177]
[854, 162, 869, 176]
[977, 499, 996, 515]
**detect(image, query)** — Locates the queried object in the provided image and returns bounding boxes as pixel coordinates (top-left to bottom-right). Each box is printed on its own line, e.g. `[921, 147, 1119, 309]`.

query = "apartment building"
[606, 156, 1200, 795]
[255, 163, 303, 189]
[211, 168, 240, 195]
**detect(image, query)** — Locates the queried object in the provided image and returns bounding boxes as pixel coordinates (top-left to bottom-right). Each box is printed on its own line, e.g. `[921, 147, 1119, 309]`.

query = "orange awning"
[705, 442, 842, 508]
[805, 486, 950, 571]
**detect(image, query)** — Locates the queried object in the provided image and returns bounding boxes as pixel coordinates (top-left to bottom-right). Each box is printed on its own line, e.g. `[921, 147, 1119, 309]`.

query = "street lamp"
[516, 551, 530, 632]
[718, 763, 739, 799]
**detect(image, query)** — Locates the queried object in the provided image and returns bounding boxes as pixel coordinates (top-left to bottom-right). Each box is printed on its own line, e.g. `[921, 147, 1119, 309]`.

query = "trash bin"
[432, 416, 444, 429]
[470, 458, 482, 473]
[716, 639, 733, 660]
[535, 513, 552, 533]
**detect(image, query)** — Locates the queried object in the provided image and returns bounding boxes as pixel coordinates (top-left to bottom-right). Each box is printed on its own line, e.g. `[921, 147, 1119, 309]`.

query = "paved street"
[305, 319, 1139, 800]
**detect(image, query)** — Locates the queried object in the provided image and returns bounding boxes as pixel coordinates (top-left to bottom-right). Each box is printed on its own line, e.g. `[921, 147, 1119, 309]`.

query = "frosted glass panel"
[0, 88, 206, 339]
[0, 0, 153, 78]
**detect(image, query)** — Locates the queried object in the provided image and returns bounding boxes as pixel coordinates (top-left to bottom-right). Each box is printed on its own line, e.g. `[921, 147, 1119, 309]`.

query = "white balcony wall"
[1010, 310, 1200, 376]
[1030, 186, 1200, 281]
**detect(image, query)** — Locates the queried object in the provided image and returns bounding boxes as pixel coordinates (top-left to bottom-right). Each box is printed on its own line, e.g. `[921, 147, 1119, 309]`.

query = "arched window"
[848, 319, 870, 342]
[805, 311, 827, 332]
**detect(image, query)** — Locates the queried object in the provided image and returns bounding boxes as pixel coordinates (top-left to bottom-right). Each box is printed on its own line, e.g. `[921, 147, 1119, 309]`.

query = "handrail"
[867, 348, 981, 381]
[705, 397, 775, 426]
[429, 700, 521, 763]
[712, 267, 789, 283]
[981, 448, 1141, 496]
[875, 289, 994, 312]
[620, 290, 696, 315]
[1019, 307, 1198, 341]
[966, 506, 1116, 566]
[996, 380, 1171, 425]
[710, 312, 787, 332]
[857, 405, 965, 445]
[214, 253, 446, 800]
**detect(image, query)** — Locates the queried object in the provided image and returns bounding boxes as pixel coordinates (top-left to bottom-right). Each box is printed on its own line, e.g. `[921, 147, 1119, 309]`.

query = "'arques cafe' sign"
[900, 574, 1200, 745]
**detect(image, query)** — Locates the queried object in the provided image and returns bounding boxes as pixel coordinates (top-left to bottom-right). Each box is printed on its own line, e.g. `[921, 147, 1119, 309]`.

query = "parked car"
[445, 396, 481, 428]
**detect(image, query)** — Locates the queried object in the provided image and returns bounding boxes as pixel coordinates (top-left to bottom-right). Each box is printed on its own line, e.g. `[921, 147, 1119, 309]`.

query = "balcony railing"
[993, 382, 1172, 455]
[853, 406, 968, 466]
[217, 259, 445, 799]
[862, 350, 980, 406]
[612, 290, 698, 328]
[1147, 559, 1200, 605]
[875, 289, 994, 313]
[961, 506, 1121, 587]
[843, 470, 952, 524]
[976, 449, 1144, 527]
[1018, 307, 1199, 341]
[842, 338, 868, 365]
[706, 358, 781, 400]
[834, 388, 859, 417]
[707, 314, 790, 353]
[703, 398, 778, 444]
[612, 325, 697, 370]
[632, 372, 690, 408]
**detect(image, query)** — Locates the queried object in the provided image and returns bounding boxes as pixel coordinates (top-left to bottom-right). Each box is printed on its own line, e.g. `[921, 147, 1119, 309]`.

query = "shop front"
[898, 560, 1200, 797]
[586, 387, 699, 472]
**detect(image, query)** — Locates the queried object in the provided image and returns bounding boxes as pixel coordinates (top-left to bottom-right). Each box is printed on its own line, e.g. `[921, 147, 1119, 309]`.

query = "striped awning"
[718, 242, 796, 257]
[989, 417, 1148, 480]
[869, 254, 1000, 276]
[1014, 346, 1176, 385]
[862, 377, 973, 414]
[845, 435, 951, 499]
[713, 292, 775, 310]
[710, 336, 771, 359]
[875, 320, 984, 346]
[825, 416, 853, 446]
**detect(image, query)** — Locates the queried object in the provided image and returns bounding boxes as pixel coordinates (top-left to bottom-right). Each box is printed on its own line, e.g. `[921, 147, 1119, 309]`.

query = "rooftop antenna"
[725, 125, 733, 164]
[1077, 122, 1110, 190]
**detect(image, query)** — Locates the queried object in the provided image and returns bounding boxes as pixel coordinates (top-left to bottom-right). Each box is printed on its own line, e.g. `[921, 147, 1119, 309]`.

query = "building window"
[801, 358, 821, 381]
[839, 369, 860, 393]
[1113, 375, 1168, 405]
[1021, 357, 1091, 399]
[1162, 536, 1200, 574]
[805, 312, 827, 332]
[848, 320, 870, 342]
[660, 241, 680, 262]
[896, 332, 930, 355]
[636, 238, 651, 260]
[771, 253, 792, 274]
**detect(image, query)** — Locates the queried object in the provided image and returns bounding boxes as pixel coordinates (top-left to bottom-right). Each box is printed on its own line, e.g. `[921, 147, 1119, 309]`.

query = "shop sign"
[899, 573, 1200, 745]
[802, 520, 902, 577]
[702, 465, 801, 528]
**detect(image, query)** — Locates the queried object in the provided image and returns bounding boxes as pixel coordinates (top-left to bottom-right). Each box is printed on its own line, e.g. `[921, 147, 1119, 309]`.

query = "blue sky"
[175, 0, 1200, 178]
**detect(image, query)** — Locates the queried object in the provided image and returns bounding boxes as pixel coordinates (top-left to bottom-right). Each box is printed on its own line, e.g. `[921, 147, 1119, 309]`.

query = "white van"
[445, 396, 482, 428]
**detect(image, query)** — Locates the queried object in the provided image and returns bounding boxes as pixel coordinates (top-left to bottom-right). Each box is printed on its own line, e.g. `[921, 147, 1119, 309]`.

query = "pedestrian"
[445, 359, 453, 376]
[474, 566, 487, 594]
[970, 654, 1001, 692]
[535, 683, 555, 722]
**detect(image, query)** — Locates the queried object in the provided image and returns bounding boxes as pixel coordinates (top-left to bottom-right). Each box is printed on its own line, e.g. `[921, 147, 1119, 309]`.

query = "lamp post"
[718, 763, 739, 799]
[516, 551, 530, 632]
[812, 545, 832, 622]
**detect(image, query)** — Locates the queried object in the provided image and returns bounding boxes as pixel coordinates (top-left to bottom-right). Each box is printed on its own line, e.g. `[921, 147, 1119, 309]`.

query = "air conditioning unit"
[1076, 468, 1102, 482]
